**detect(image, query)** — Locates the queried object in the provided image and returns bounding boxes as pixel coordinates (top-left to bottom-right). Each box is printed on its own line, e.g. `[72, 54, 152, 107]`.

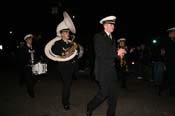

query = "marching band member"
[86, 15, 125, 116]
[51, 28, 78, 110]
[49, 11, 79, 110]
[117, 38, 129, 88]
[19, 34, 40, 98]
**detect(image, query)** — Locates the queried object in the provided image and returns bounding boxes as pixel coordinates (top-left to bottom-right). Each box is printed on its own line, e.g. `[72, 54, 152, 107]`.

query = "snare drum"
[32, 62, 47, 75]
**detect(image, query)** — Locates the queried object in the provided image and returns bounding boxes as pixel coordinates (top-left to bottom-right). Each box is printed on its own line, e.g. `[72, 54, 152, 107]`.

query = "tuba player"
[51, 13, 79, 110]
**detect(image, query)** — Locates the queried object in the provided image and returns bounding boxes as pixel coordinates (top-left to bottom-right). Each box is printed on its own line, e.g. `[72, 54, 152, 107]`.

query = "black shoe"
[63, 104, 70, 110]
[86, 111, 92, 116]
[28, 91, 35, 98]
[86, 108, 92, 116]
[29, 93, 35, 98]
[19, 79, 25, 87]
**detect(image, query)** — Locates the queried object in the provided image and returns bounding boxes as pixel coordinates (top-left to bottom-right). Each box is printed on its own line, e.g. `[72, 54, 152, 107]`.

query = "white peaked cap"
[56, 21, 69, 36]
[167, 27, 175, 32]
[117, 38, 126, 43]
[24, 34, 33, 40]
[100, 16, 116, 24]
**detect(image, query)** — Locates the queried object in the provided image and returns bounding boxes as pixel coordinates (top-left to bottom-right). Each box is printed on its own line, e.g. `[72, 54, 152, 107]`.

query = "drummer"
[17, 34, 40, 98]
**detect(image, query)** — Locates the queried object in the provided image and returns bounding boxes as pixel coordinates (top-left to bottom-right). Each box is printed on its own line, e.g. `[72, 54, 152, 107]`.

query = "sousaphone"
[44, 11, 78, 62]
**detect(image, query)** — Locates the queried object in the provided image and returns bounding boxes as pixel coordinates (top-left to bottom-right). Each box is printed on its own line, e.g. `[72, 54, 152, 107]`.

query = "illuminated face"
[25, 37, 33, 45]
[104, 23, 115, 33]
[119, 41, 125, 47]
[61, 31, 70, 40]
[168, 31, 175, 39]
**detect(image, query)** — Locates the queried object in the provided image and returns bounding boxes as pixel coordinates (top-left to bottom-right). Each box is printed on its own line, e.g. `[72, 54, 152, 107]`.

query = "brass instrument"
[60, 41, 78, 58]
[44, 11, 83, 62]
[120, 55, 128, 72]
[117, 38, 128, 72]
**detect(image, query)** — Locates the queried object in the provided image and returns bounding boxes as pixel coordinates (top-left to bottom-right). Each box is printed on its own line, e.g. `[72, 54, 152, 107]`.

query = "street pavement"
[0, 61, 174, 116]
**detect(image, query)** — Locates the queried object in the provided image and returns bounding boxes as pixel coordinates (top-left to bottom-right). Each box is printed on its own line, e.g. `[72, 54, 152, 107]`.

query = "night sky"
[0, 0, 175, 44]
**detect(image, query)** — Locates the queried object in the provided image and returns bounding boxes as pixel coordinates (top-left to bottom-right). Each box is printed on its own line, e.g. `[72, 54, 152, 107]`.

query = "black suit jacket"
[94, 31, 118, 82]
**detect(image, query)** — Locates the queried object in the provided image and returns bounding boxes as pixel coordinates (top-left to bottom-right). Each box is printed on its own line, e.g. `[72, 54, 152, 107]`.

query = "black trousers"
[16, 64, 25, 86]
[23, 66, 36, 97]
[159, 69, 175, 96]
[57, 61, 76, 105]
[87, 80, 118, 116]
[118, 70, 128, 88]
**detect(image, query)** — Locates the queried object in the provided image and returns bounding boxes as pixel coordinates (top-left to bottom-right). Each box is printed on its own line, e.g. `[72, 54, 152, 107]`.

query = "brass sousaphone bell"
[44, 11, 78, 62]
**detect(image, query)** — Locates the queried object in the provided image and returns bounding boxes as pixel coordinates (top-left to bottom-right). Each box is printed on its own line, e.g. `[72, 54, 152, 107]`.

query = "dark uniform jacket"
[51, 39, 78, 61]
[94, 31, 118, 82]
[20, 44, 40, 66]
[51, 40, 72, 55]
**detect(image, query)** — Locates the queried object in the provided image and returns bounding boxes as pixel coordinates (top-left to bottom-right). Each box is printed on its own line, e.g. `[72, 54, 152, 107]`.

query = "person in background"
[19, 34, 40, 98]
[159, 27, 175, 96]
[116, 38, 129, 88]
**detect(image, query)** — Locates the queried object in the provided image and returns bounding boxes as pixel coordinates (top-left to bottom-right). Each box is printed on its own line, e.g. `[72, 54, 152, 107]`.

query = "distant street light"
[152, 39, 157, 44]
[9, 31, 13, 34]
[0, 45, 3, 50]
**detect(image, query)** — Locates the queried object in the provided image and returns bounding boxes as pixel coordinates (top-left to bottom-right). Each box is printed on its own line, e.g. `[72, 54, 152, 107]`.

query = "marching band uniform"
[45, 11, 82, 110]
[116, 38, 129, 88]
[51, 29, 78, 110]
[20, 34, 40, 98]
[87, 16, 119, 116]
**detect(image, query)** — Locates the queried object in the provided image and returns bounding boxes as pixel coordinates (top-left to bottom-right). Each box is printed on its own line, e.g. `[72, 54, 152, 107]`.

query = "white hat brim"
[24, 34, 33, 40]
[167, 27, 175, 32]
[100, 16, 116, 24]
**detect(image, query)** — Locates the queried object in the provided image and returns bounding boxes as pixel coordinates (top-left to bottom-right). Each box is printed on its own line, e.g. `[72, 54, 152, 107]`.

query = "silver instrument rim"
[44, 36, 78, 62]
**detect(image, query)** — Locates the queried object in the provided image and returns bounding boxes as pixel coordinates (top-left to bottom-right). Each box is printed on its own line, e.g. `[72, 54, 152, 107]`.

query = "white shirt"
[105, 31, 112, 39]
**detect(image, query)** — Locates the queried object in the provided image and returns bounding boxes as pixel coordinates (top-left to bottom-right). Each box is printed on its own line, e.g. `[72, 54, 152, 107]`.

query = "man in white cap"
[117, 38, 129, 88]
[18, 34, 40, 98]
[51, 25, 79, 110]
[167, 27, 175, 42]
[86, 15, 122, 116]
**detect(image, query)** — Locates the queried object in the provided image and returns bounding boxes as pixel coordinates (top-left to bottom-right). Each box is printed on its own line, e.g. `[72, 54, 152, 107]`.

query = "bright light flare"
[9, 31, 13, 34]
[0, 45, 3, 50]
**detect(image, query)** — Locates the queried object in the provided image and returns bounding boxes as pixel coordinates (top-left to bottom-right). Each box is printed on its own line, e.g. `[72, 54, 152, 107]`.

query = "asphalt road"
[0, 60, 174, 116]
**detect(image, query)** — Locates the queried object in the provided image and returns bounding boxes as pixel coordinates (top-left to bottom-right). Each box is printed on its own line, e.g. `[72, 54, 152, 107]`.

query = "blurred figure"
[18, 34, 40, 98]
[136, 43, 151, 80]
[159, 27, 175, 96]
[116, 38, 129, 88]
[16, 41, 25, 86]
